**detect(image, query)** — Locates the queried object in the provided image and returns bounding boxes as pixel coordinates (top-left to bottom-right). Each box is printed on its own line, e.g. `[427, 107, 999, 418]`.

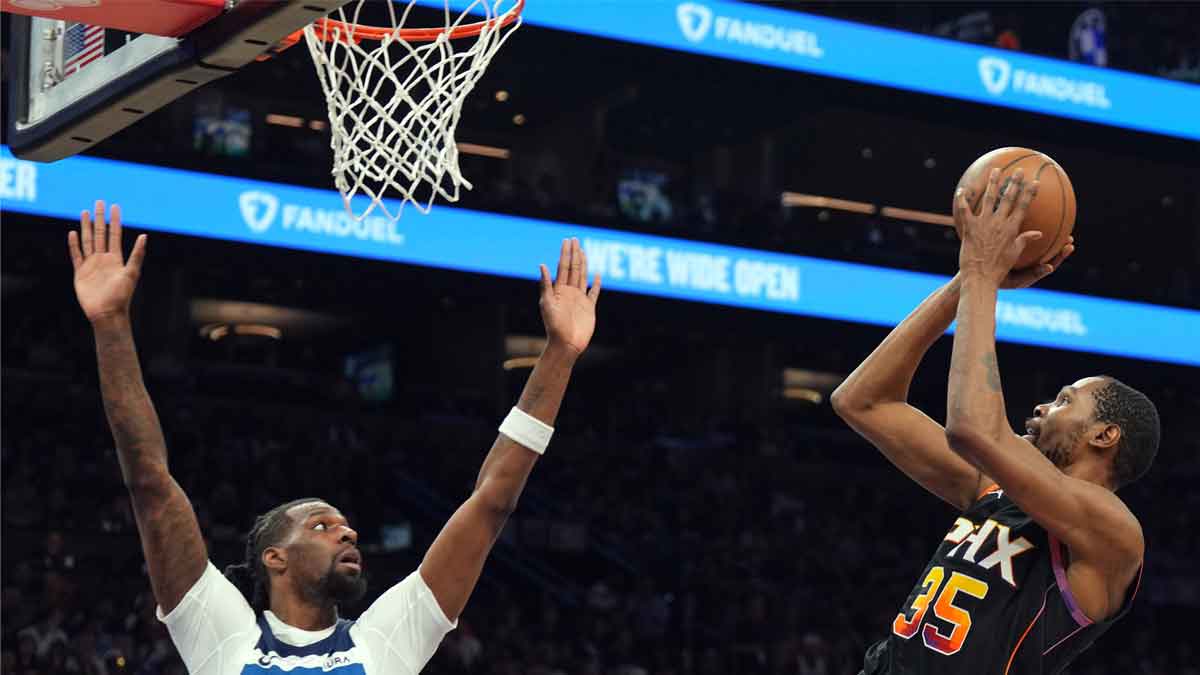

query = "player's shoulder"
[1108, 496, 1145, 566]
[1061, 475, 1144, 573]
[1077, 478, 1142, 542]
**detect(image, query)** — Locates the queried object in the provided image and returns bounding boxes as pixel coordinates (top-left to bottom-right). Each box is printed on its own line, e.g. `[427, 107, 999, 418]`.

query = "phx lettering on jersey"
[943, 516, 1036, 587]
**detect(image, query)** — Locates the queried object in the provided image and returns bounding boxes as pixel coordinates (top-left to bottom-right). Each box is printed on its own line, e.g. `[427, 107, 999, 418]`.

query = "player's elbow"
[471, 485, 520, 523]
[124, 471, 175, 505]
[944, 424, 991, 462]
[830, 387, 868, 419]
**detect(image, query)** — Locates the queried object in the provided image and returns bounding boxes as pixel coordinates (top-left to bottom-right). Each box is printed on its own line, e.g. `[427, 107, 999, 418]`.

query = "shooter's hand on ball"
[538, 238, 601, 359]
[955, 171, 1075, 289]
[995, 234, 1074, 290]
[954, 168, 1046, 287]
[69, 200, 148, 325]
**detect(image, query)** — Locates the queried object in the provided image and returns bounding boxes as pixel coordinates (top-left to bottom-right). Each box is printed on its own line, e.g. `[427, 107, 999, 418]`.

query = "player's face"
[284, 501, 367, 605]
[1024, 376, 1106, 468]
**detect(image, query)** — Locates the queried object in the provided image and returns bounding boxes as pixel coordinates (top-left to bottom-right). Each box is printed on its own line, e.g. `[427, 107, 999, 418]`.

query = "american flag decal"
[62, 22, 105, 78]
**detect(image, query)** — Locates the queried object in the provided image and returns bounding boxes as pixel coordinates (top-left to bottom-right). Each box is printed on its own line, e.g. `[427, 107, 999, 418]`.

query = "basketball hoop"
[282, 0, 524, 221]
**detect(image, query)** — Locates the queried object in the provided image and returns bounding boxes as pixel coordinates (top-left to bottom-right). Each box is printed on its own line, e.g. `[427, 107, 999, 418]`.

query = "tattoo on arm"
[94, 323, 170, 482]
[92, 319, 207, 614]
[982, 352, 1002, 392]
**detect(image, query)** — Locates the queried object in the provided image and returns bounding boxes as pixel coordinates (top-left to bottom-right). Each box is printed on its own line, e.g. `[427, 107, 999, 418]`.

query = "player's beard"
[319, 561, 368, 606]
[1038, 423, 1082, 469]
[1040, 440, 1070, 468]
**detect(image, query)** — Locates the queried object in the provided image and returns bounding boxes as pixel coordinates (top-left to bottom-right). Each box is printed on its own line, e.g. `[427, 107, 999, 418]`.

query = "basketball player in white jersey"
[69, 201, 601, 675]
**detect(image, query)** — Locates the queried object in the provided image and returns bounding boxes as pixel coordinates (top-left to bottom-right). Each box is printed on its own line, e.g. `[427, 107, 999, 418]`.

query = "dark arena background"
[2, 2, 1199, 674]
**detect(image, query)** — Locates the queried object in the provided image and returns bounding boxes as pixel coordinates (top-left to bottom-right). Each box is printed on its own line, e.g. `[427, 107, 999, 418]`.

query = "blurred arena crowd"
[805, 3, 1200, 83]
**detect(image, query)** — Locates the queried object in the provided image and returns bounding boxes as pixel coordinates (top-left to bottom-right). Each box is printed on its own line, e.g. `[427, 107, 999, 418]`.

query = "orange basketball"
[955, 147, 1076, 270]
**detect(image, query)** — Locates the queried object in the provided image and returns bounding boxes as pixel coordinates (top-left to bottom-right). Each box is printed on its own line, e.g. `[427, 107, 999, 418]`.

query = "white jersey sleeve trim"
[415, 566, 457, 631]
[351, 568, 457, 674]
[155, 561, 259, 675]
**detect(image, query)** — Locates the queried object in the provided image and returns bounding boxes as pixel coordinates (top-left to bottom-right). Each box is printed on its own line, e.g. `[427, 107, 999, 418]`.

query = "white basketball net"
[304, 0, 522, 221]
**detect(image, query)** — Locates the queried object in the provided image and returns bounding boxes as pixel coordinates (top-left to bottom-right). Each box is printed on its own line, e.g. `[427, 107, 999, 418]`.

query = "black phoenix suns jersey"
[862, 484, 1141, 675]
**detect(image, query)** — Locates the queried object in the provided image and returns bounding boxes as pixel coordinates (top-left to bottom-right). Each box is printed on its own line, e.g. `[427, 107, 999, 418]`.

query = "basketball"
[955, 147, 1076, 270]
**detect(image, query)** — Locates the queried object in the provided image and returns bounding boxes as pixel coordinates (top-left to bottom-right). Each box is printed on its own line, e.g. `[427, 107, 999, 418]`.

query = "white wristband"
[498, 406, 554, 455]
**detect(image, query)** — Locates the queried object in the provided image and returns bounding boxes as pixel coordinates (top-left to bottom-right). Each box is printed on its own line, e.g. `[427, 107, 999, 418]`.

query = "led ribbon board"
[2, 146, 1197, 366]
[420, 0, 1200, 141]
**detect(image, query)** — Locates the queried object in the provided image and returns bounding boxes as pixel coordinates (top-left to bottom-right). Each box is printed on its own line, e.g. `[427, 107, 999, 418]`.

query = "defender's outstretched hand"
[69, 201, 147, 323]
[419, 237, 601, 624]
[538, 238, 600, 357]
[72, 201, 207, 617]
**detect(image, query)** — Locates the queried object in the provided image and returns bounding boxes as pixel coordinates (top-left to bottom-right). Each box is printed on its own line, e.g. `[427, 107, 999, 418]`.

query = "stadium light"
[879, 207, 955, 227]
[780, 192, 876, 215]
[458, 142, 511, 159]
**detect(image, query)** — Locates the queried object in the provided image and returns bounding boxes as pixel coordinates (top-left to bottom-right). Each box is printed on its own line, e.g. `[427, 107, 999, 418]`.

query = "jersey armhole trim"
[1043, 560, 1145, 656]
[976, 483, 1002, 501]
[1048, 535, 1094, 628]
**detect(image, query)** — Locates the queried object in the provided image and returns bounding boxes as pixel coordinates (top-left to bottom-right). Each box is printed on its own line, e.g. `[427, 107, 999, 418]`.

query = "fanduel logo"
[677, 3, 711, 43]
[675, 2, 823, 57]
[978, 56, 1111, 109]
[978, 57, 1011, 95]
[996, 301, 1088, 336]
[236, 190, 406, 245]
[239, 191, 277, 233]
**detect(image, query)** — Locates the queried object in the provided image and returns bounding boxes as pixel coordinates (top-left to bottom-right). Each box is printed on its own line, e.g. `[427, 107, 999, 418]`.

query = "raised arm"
[831, 276, 984, 510]
[71, 201, 207, 615]
[831, 247, 1069, 511]
[945, 171, 1141, 621]
[419, 238, 600, 622]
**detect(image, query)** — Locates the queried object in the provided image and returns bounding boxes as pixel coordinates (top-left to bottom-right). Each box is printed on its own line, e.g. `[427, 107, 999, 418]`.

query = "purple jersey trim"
[1048, 535, 1094, 627]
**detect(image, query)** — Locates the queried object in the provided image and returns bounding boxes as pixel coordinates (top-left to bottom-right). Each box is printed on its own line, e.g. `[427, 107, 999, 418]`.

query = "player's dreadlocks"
[224, 497, 323, 611]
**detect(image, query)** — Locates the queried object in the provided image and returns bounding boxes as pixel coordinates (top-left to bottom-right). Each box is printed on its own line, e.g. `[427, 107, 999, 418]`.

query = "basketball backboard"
[3, 0, 352, 162]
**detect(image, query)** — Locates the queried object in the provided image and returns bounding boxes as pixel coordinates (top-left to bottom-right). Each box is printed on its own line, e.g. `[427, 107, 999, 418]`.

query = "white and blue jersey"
[244, 614, 363, 675]
[157, 562, 456, 675]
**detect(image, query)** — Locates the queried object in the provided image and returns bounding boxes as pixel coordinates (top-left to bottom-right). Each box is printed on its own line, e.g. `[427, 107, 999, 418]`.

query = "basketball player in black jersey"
[832, 168, 1159, 674]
